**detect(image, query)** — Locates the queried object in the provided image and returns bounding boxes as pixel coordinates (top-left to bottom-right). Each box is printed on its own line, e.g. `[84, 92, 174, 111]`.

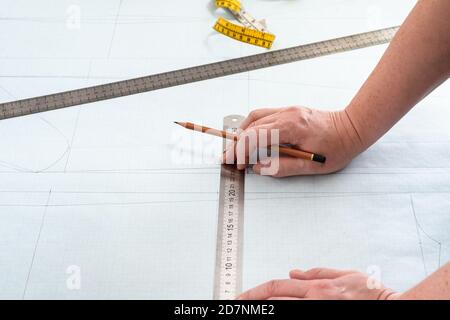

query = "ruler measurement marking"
[214, 115, 245, 300]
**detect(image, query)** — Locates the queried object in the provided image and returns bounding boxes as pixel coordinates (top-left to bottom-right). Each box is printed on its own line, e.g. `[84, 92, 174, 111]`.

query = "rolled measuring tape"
[213, 0, 276, 49]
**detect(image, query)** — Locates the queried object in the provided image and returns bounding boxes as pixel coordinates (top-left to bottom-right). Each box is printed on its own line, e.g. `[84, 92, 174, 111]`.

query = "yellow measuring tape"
[213, 0, 276, 49]
[216, 0, 241, 13]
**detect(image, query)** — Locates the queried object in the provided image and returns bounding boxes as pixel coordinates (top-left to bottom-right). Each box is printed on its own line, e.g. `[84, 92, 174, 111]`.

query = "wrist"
[332, 109, 366, 156]
[377, 288, 400, 300]
[344, 101, 385, 151]
[386, 292, 403, 300]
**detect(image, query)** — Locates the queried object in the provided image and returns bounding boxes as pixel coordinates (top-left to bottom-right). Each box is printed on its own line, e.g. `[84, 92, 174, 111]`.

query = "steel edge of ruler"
[213, 114, 245, 300]
[0, 26, 399, 121]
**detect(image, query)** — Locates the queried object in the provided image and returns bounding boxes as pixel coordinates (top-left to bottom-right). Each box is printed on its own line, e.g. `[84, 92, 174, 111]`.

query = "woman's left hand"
[237, 267, 400, 300]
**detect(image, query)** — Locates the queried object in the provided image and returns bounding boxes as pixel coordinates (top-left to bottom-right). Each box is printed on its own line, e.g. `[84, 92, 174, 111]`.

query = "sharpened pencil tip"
[174, 121, 186, 127]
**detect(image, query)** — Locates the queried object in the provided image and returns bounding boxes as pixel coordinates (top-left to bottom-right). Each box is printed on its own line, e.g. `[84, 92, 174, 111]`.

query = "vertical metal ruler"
[213, 115, 246, 300]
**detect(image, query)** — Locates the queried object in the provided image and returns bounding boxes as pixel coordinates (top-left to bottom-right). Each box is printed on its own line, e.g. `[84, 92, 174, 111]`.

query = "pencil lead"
[174, 121, 188, 128]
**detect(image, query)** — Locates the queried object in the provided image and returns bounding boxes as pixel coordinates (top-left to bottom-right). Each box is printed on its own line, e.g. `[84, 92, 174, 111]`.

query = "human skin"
[228, 0, 450, 299]
[223, 0, 450, 178]
[237, 263, 450, 300]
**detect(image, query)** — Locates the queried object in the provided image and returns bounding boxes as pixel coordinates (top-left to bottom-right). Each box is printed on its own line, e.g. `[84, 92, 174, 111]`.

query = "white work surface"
[1, 0, 449, 299]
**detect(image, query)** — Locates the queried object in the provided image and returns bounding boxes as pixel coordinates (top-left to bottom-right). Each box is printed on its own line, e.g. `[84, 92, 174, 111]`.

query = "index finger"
[290, 268, 357, 280]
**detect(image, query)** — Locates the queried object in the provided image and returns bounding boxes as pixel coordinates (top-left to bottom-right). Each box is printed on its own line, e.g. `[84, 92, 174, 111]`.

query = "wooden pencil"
[174, 121, 326, 164]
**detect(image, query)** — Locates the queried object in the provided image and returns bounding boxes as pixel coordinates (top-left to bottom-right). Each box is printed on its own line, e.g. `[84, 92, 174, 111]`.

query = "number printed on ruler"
[220, 169, 241, 299]
[214, 115, 245, 300]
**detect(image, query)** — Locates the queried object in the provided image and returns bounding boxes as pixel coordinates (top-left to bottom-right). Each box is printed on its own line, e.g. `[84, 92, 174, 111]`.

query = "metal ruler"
[213, 115, 245, 300]
[0, 26, 399, 121]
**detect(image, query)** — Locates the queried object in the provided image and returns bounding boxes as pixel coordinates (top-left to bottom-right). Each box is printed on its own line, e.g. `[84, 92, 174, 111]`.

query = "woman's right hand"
[223, 106, 365, 177]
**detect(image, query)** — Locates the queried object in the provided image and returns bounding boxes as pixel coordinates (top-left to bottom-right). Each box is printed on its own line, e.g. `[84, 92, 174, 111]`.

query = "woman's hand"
[224, 106, 364, 177]
[237, 268, 400, 300]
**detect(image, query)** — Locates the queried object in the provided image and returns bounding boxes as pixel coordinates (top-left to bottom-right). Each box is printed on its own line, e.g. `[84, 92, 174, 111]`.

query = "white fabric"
[1, 0, 449, 299]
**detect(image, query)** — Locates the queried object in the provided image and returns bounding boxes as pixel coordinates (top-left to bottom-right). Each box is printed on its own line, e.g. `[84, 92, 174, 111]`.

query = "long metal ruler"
[213, 115, 246, 300]
[0, 26, 399, 121]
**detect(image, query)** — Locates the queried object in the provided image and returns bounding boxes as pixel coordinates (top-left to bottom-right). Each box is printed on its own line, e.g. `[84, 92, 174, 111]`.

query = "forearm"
[346, 0, 450, 150]
[397, 262, 450, 299]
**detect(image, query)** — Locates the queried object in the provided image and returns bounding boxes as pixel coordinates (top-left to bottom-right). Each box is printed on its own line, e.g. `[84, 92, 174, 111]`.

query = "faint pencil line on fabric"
[410, 195, 442, 271]
[0, 190, 219, 194]
[106, 0, 123, 58]
[0, 198, 217, 208]
[1, 190, 450, 195]
[2, 191, 450, 208]
[64, 59, 93, 173]
[22, 189, 52, 299]
[2, 169, 450, 175]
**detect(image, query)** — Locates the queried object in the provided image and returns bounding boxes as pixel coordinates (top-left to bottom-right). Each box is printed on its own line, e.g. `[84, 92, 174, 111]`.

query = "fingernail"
[253, 164, 261, 174]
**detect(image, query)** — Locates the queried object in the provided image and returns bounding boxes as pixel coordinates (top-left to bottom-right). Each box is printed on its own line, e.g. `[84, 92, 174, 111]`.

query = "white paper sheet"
[1, 0, 449, 299]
